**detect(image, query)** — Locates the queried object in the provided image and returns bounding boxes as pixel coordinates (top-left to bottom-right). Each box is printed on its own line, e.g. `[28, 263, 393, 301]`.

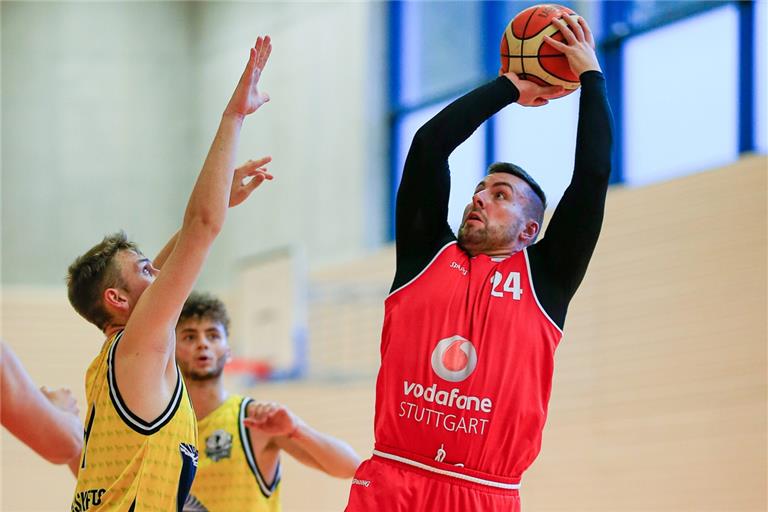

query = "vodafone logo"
[431, 335, 477, 382]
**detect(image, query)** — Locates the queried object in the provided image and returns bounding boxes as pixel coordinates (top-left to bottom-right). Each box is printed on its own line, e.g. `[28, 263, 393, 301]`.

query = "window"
[623, 4, 739, 185]
[494, 91, 580, 206]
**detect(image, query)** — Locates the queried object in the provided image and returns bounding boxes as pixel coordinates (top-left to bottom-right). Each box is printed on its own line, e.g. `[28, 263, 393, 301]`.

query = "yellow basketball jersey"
[72, 331, 198, 512]
[184, 395, 281, 512]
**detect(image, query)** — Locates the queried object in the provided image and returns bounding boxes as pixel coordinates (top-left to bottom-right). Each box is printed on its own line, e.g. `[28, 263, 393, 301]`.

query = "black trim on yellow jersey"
[238, 397, 281, 498]
[107, 330, 184, 435]
[80, 404, 96, 469]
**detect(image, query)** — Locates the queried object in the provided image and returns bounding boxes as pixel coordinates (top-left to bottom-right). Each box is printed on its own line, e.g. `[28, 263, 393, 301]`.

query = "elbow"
[411, 127, 430, 153]
[183, 211, 224, 240]
[335, 455, 363, 479]
[44, 437, 83, 465]
[331, 468, 358, 479]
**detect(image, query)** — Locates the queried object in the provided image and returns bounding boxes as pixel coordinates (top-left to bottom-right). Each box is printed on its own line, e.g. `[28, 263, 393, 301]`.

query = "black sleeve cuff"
[494, 76, 521, 104]
[579, 70, 605, 85]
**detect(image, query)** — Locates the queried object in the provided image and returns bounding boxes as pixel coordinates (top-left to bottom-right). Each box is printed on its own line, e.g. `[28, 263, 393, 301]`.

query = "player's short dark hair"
[488, 162, 546, 239]
[179, 291, 231, 336]
[67, 231, 139, 331]
[488, 162, 547, 209]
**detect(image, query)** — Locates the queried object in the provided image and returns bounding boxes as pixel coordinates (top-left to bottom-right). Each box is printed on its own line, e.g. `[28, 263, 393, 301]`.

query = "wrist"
[579, 68, 602, 77]
[287, 420, 305, 439]
[221, 111, 245, 124]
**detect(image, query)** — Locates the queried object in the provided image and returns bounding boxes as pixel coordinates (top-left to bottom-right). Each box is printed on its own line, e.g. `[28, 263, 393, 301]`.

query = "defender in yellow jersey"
[66, 36, 275, 511]
[72, 331, 197, 512]
[176, 293, 361, 512]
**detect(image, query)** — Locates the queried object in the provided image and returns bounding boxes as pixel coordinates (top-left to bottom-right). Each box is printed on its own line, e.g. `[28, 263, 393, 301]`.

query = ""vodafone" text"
[403, 380, 493, 413]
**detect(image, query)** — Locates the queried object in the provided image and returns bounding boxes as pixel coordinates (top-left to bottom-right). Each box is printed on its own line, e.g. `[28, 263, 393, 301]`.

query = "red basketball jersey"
[373, 241, 562, 482]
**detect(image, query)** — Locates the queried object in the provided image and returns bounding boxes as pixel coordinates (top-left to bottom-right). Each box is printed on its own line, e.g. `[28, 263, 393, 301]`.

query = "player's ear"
[520, 220, 540, 244]
[103, 287, 129, 313]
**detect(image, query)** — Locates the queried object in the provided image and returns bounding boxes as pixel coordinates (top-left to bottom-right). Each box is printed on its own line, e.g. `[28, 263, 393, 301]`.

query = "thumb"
[245, 172, 271, 193]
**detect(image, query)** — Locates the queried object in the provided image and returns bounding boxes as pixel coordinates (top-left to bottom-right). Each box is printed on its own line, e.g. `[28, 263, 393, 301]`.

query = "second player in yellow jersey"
[177, 292, 361, 512]
[185, 395, 280, 512]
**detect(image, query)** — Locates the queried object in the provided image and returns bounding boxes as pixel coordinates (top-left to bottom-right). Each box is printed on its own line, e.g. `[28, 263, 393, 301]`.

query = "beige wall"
[1, 1, 387, 290]
[2, 157, 765, 511]
[1, 1, 196, 286]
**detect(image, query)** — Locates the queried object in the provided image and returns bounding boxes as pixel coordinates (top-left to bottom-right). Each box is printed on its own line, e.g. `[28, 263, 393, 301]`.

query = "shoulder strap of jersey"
[238, 397, 281, 498]
[107, 331, 184, 435]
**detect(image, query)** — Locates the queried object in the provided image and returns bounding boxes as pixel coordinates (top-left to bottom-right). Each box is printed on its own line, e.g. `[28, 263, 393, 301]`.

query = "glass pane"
[493, 91, 580, 208]
[623, 5, 739, 186]
[395, 101, 487, 233]
[756, 0, 767, 154]
[400, 1, 483, 107]
[626, 0, 703, 26]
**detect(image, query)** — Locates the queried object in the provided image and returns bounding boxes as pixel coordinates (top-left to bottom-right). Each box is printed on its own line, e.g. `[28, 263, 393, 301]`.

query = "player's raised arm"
[393, 68, 562, 292]
[0, 342, 83, 465]
[117, 37, 273, 421]
[244, 401, 362, 478]
[529, 16, 614, 327]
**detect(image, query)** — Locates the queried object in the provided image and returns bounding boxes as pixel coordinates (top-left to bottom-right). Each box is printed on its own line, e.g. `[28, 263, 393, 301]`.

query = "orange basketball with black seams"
[500, 3, 581, 98]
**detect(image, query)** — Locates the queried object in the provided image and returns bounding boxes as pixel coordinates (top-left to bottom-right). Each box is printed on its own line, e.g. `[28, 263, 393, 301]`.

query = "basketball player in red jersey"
[345, 16, 612, 511]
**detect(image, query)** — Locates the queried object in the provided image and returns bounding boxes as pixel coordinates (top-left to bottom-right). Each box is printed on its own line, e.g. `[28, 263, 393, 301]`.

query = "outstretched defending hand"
[224, 35, 272, 118]
[543, 16, 601, 76]
[501, 71, 564, 107]
[229, 157, 274, 207]
[243, 401, 301, 437]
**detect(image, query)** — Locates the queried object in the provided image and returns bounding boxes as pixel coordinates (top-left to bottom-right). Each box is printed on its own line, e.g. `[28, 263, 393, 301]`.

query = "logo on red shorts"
[430, 335, 477, 382]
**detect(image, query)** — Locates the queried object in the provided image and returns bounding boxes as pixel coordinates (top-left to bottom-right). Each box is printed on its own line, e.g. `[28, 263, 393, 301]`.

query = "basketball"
[500, 3, 581, 98]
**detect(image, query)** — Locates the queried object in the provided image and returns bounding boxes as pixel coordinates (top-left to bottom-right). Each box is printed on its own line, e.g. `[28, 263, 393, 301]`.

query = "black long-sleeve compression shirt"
[392, 71, 614, 330]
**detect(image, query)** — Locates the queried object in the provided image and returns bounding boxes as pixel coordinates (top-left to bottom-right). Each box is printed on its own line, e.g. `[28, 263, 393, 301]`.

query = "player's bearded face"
[458, 200, 521, 254]
[176, 320, 230, 381]
[185, 354, 227, 381]
[458, 217, 520, 253]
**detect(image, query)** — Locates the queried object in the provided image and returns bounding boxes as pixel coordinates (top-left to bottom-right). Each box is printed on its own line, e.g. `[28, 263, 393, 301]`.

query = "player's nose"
[472, 191, 486, 209]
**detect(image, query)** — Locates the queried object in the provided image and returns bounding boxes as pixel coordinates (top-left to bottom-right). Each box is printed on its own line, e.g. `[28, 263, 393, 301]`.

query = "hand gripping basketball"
[543, 16, 601, 77]
[503, 71, 564, 107]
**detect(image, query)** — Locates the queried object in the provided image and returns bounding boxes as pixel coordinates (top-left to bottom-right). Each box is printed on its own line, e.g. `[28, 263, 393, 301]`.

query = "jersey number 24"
[490, 271, 522, 300]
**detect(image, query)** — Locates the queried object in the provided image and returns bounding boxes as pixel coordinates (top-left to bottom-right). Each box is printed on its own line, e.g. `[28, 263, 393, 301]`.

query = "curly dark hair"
[178, 291, 231, 335]
[66, 231, 139, 330]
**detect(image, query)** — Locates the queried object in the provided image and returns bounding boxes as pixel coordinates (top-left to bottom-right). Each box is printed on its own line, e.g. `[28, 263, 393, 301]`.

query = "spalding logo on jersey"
[431, 336, 477, 382]
[205, 429, 233, 462]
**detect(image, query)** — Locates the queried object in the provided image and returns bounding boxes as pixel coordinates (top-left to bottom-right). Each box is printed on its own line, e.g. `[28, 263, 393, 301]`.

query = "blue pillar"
[738, 0, 755, 153]
[601, 0, 630, 185]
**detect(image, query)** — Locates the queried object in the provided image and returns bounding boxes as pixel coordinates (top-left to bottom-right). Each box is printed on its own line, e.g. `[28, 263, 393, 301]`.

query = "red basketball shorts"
[344, 452, 521, 512]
